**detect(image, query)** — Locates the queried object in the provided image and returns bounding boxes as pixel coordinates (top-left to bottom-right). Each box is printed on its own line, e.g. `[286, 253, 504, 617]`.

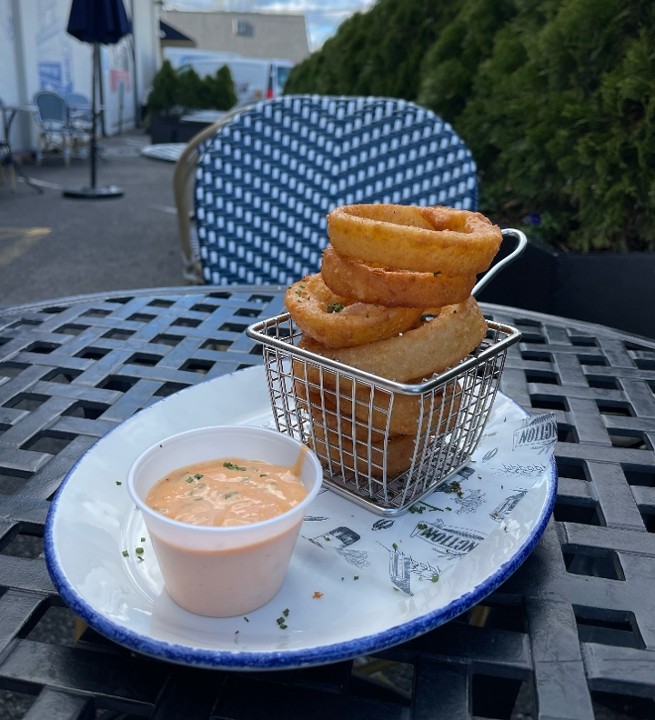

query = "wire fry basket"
[247, 313, 521, 515]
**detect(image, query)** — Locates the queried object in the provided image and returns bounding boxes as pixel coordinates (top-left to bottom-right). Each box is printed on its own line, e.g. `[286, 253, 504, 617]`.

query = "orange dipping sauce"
[145, 454, 308, 527]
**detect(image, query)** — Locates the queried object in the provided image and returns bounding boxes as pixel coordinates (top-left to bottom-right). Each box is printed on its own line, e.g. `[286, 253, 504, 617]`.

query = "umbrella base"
[63, 185, 124, 199]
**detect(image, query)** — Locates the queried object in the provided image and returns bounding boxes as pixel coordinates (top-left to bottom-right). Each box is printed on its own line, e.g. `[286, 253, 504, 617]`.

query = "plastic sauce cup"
[127, 425, 323, 617]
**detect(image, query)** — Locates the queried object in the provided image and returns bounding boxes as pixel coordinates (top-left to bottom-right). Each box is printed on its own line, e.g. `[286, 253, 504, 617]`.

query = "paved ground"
[0, 131, 186, 309]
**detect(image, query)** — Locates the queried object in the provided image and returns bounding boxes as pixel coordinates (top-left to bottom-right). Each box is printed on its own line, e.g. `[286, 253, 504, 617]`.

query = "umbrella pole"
[62, 42, 123, 199]
[90, 42, 98, 189]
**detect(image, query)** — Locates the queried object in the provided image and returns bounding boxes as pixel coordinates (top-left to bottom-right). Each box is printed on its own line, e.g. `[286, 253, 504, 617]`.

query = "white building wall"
[0, 0, 21, 103]
[1, 0, 160, 154]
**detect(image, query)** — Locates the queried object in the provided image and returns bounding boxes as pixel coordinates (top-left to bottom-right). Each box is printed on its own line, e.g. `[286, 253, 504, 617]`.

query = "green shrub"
[146, 59, 179, 116]
[285, 0, 655, 252]
[206, 65, 238, 110]
[285, 0, 457, 99]
[175, 67, 205, 110]
[147, 60, 237, 118]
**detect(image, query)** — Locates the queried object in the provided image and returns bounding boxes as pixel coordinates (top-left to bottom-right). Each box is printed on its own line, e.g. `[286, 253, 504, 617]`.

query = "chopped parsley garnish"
[122, 550, 129, 558]
[444, 480, 464, 497]
[186, 473, 204, 483]
[276, 609, 290, 629]
[223, 462, 247, 471]
[326, 302, 344, 313]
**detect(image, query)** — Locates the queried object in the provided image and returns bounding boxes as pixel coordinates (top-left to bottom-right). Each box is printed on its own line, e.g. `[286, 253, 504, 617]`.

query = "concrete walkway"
[0, 130, 188, 309]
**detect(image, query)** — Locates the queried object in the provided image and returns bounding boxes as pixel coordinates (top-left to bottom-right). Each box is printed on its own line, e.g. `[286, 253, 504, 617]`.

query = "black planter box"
[477, 241, 655, 339]
[148, 114, 182, 144]
[149, 114, 213, 145]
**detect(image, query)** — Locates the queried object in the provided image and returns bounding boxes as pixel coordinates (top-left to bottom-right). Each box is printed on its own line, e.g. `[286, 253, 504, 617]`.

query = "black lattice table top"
[0, 288, 653, 719]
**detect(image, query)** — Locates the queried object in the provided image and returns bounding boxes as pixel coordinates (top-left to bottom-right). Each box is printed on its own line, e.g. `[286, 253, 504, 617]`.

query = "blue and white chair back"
[64, 93, 93, 131]
[194, 95, 478, 286]
[33, 90, 72, 165]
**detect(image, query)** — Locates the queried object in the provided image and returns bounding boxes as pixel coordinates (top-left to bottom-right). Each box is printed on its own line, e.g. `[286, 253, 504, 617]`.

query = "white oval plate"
[45, 365, 557, 670]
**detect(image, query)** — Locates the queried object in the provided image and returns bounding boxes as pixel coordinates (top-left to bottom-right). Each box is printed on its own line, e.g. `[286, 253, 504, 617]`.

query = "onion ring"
[326, 204, 502, 274]
[295, 380, 461, 437]
[309, 423, 416, 478]
[297, 297, 487, 382]
[285, 273, 424, 348]
[321, 245, 476, 308]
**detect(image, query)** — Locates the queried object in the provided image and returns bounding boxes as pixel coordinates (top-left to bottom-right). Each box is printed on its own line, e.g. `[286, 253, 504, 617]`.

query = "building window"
[234, 19, 253, 37]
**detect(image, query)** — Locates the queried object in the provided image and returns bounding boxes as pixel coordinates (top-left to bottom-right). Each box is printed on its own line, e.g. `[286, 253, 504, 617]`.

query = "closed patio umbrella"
[63, 0, 132, 199]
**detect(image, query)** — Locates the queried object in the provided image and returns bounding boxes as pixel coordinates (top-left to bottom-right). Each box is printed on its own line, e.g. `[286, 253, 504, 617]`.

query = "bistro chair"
[175, 94, 479, 285]
[33, 90, 73, 165]
[64, 92, 93, 160]
[64, 93, 93, 126]
[65, 92, 93, 131]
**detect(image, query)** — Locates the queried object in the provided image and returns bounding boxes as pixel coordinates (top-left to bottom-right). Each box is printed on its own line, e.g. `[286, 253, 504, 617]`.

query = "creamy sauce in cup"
[145, 450, 308, 527]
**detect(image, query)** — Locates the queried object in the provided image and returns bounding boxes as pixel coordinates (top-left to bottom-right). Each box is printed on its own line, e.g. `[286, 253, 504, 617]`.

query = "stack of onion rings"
[282, 203, 501, 481]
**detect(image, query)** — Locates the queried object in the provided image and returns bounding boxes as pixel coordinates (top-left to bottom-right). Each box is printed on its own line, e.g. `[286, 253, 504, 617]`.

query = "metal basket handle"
[472, 228, 527, 297]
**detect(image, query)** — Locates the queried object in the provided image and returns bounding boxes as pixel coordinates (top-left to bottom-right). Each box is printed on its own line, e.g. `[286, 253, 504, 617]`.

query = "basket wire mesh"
[247, 229, 526, 514]
[248, 312, 521, 515]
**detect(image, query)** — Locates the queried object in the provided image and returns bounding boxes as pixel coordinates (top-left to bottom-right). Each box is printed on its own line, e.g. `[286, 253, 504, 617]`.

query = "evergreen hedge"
[285, 0, 655, 252]
[146, 60, 237, 119]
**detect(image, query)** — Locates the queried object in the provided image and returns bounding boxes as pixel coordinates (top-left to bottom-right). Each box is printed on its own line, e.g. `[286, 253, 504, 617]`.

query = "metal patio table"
[0, 104, 42, 194]
[0, 286, 653, 719]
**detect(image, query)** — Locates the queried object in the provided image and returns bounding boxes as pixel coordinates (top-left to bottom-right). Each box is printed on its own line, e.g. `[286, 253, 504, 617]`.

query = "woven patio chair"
[64, 93, 93, 159]
[176, 95, 478, 285]
[33, 91, 73, 166]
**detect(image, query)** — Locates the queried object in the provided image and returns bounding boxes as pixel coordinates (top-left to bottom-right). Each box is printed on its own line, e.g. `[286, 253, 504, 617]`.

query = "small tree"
[205, 65, 237, 110]
[146, 60, 179, 116]
[175, 67, 205, 110]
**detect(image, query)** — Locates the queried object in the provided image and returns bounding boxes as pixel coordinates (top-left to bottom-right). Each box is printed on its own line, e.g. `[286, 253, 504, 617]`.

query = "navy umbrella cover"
[67, 0, 132, 45]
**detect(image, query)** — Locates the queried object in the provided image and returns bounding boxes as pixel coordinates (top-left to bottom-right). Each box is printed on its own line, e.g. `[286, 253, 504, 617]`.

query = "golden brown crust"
[308, 422, 417, 478]
[321, 245, 476, 308]
[297, 297, 487, 382]
[284, 273, 424, 348]
[326, 204, 502, 274]
[294, 376, 461, 437]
